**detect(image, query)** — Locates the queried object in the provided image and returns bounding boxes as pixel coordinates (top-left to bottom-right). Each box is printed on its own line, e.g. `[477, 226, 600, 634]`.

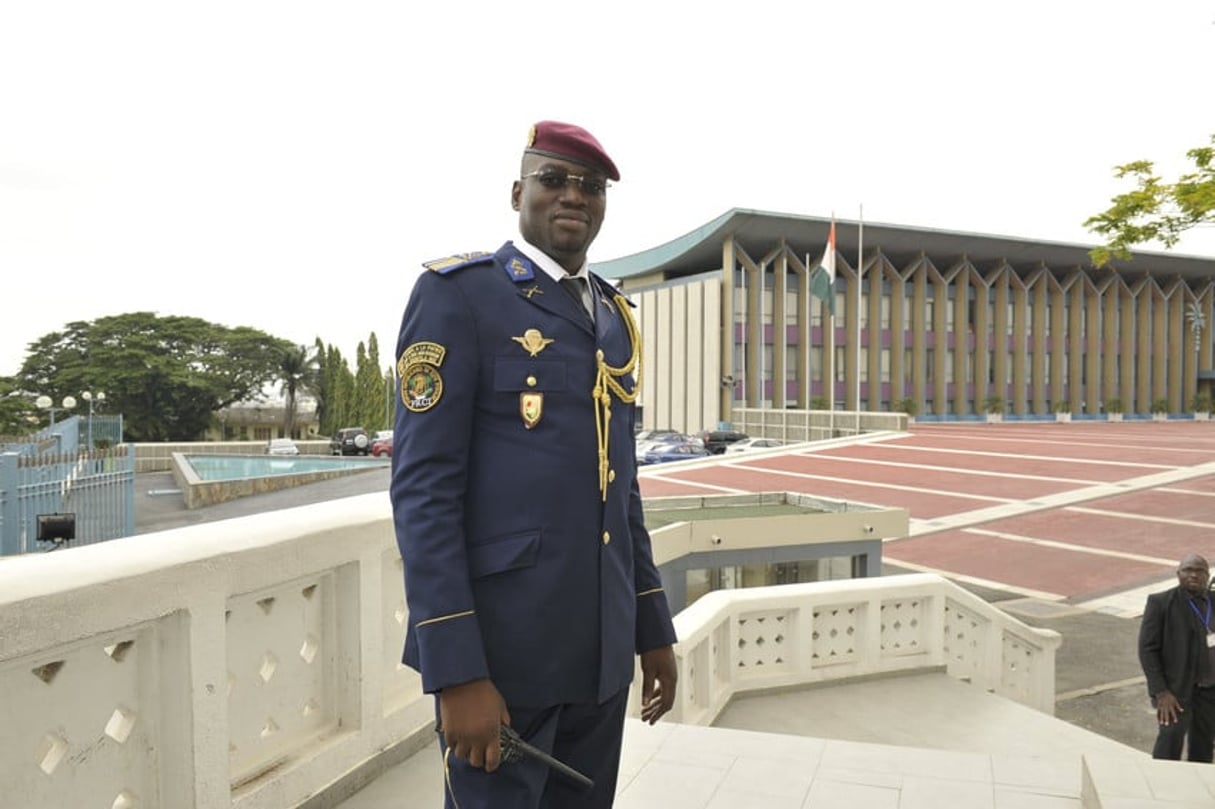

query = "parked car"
[330, 427, 370, 456]
[370, 430, 394, 457]
[724, 437, 784, 454]
[640, 442, 712, 465]
[701, 429, 749, 454]
[636, 432, 700, 458]
[264, 438, 300, 456]
[634, 428, 680, 454]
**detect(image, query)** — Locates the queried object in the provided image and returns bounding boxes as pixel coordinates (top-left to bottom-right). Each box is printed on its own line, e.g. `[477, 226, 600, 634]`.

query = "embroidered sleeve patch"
[398, 342, 447, 412]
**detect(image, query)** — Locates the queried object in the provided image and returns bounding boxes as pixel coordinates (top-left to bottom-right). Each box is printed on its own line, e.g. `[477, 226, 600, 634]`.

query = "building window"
[835, 346, 846, 382]
[926, 348, 935, 383]
[880, 348, 891, 383]
[946, 298, 955, 331]
[904, 349, 913, 383]
[859, 350, 869, 383]
[926, 299, 935, 326]
[761, 273, 774, 325]
[880, 296, 891, 329]
[945, 350, 955, 384]
[1007, 301, 1015, 336]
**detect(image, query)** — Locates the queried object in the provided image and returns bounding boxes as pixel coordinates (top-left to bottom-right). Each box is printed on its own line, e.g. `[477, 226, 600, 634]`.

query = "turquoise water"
[184, 454, 389, 482]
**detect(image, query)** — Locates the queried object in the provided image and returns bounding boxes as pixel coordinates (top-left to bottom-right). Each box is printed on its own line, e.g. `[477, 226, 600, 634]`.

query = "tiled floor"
[337, 672, 1141, 808]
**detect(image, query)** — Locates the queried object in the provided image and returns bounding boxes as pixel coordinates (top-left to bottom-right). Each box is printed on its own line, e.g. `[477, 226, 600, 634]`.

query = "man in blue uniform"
[391, 120, 678, 808]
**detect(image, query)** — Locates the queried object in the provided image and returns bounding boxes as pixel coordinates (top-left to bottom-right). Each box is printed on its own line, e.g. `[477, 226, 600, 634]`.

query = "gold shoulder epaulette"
[423, 252, 493, 275]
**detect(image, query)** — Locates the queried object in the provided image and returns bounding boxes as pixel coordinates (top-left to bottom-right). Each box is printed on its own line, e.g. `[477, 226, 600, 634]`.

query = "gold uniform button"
[608, 469, 616, 483]
[526, 375, 537, 387]
[602, 531, 611, 545]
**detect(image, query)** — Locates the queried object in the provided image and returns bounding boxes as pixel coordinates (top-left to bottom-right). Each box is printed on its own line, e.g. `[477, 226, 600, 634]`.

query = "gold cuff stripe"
[637, 587, 664, 598]
[416, 609, 475, 628]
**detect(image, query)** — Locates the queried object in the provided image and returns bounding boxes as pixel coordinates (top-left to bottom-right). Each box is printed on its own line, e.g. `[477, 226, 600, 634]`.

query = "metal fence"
[0, 415, 135, 556]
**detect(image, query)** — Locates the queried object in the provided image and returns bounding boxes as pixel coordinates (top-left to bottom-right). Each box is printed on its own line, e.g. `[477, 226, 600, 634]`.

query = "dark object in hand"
[499, 725, 594, 791]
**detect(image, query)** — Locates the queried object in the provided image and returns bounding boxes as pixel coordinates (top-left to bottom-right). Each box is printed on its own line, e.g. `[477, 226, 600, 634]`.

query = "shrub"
[1190, 393, 1213, 413]
[896, 397, 917, 416]
[810, 396, 829, 410]
[1054, 400, 1072, 413]
[1104, 397, 1123, 414]
[983, 395, 1004, 414]
[1150, 398, 1170, 414]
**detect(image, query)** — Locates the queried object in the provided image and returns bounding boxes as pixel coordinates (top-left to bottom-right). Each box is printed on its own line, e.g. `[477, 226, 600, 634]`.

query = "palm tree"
[277, 344, 320, 438]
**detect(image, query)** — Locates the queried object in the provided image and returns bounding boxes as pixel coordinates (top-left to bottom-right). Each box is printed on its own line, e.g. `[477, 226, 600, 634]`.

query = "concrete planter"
[1056, 412, 1072, 423]
[1153, 413, 1168, 422]
[986, 413, 1003, 423]
[1107, 413, 1123, 422]
[1196, 412, 1211, 422]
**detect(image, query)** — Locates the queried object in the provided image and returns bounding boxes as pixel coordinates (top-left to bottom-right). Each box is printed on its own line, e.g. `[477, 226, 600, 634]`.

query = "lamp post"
[82, 391, 105, 449]
[35, 395, 76, 428]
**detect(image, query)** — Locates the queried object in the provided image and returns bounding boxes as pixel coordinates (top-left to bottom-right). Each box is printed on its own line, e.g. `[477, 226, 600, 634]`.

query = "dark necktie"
[560, 275, 594, 319]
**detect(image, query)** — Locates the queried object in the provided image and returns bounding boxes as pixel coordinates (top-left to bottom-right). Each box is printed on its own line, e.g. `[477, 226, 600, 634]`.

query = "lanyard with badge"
[1189, 597, 1215, 648]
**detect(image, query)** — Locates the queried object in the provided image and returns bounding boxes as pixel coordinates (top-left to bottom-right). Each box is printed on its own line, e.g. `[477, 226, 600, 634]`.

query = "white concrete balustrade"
[656, 575, 1060, 729]
[0, 494, 1059, 809]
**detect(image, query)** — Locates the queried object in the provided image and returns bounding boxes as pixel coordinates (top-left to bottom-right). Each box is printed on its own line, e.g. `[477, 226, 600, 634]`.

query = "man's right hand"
[1155, 690, 1183, 725]
[439, 678, 511, 772]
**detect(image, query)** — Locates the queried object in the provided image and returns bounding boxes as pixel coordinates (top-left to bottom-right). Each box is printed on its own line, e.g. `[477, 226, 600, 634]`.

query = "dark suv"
[701, 429, 749, 454]
[330, 427, 370, 456]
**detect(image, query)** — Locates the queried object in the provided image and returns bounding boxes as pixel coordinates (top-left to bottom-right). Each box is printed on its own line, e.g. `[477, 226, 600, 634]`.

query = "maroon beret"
[524, 120, 620, 181]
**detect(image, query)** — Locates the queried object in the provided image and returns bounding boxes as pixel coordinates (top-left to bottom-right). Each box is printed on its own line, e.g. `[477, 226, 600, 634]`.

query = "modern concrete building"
[593, 209, 1215, 432]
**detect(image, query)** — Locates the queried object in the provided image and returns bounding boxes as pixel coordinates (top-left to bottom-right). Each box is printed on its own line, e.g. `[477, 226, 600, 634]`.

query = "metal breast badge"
[512, 328, 554, 357]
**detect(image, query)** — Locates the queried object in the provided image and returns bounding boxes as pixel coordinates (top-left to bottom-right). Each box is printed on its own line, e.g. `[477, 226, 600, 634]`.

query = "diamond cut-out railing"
[105, 706, 137, 744]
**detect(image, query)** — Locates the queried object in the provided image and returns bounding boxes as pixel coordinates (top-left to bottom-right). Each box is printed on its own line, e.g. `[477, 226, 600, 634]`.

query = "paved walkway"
[340, 673, 1180, 809]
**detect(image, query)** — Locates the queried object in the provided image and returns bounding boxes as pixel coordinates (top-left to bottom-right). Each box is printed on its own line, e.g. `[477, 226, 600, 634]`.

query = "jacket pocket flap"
[468, 531, 541, 579]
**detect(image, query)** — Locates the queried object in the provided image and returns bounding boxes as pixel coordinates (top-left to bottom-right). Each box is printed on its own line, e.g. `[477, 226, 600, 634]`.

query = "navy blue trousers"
[436, 688, 629, 809]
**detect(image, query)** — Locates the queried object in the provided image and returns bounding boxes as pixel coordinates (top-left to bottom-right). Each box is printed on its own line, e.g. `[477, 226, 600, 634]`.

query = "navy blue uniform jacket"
[390, 242, 677, 708]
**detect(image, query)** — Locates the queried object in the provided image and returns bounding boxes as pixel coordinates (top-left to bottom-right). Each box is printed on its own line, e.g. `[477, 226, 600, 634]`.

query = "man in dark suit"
[390, 121, 678, 808]
[1138, 553, 1215, 760]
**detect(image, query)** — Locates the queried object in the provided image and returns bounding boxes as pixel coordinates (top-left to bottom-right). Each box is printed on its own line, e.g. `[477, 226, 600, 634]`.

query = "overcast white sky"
[2, 1, 1213, 379]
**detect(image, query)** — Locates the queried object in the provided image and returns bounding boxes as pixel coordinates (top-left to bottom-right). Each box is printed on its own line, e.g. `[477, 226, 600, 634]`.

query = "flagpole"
[855, 204, 864, 438]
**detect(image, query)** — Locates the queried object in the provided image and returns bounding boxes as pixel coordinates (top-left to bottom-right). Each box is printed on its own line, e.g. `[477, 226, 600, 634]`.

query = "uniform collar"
[514, 238, 590, 283]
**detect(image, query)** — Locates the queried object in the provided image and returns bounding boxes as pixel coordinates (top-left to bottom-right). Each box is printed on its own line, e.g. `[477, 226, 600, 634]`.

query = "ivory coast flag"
[810, 217, 836, 315]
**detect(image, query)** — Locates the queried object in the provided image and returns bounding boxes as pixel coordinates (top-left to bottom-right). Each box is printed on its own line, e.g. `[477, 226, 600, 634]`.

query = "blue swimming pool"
[184, 454, 389, 482]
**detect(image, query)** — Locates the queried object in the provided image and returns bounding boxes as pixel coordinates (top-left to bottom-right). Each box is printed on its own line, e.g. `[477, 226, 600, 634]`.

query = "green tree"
[384, 366, 397, 431]
[0, 376, 40, 436]
[16, 312, 288, 441]
[1085, 135, 1215, 267]
[354, 334, 388, 432]
[276, 343, 321, 438]
[316, 343, 357, 435]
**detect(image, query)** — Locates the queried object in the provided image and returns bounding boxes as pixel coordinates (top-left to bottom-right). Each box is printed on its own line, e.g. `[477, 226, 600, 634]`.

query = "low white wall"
[653, 574, 1061, 727]
[0, 494, 428, 809]
[0, 497, 1059, 808]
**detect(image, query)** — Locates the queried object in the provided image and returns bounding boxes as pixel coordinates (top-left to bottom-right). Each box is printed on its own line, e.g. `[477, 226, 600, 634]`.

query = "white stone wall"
[0, 498, 1058, 808]
[654, 574, 1061, 727]
[0, 493, 429, 809]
